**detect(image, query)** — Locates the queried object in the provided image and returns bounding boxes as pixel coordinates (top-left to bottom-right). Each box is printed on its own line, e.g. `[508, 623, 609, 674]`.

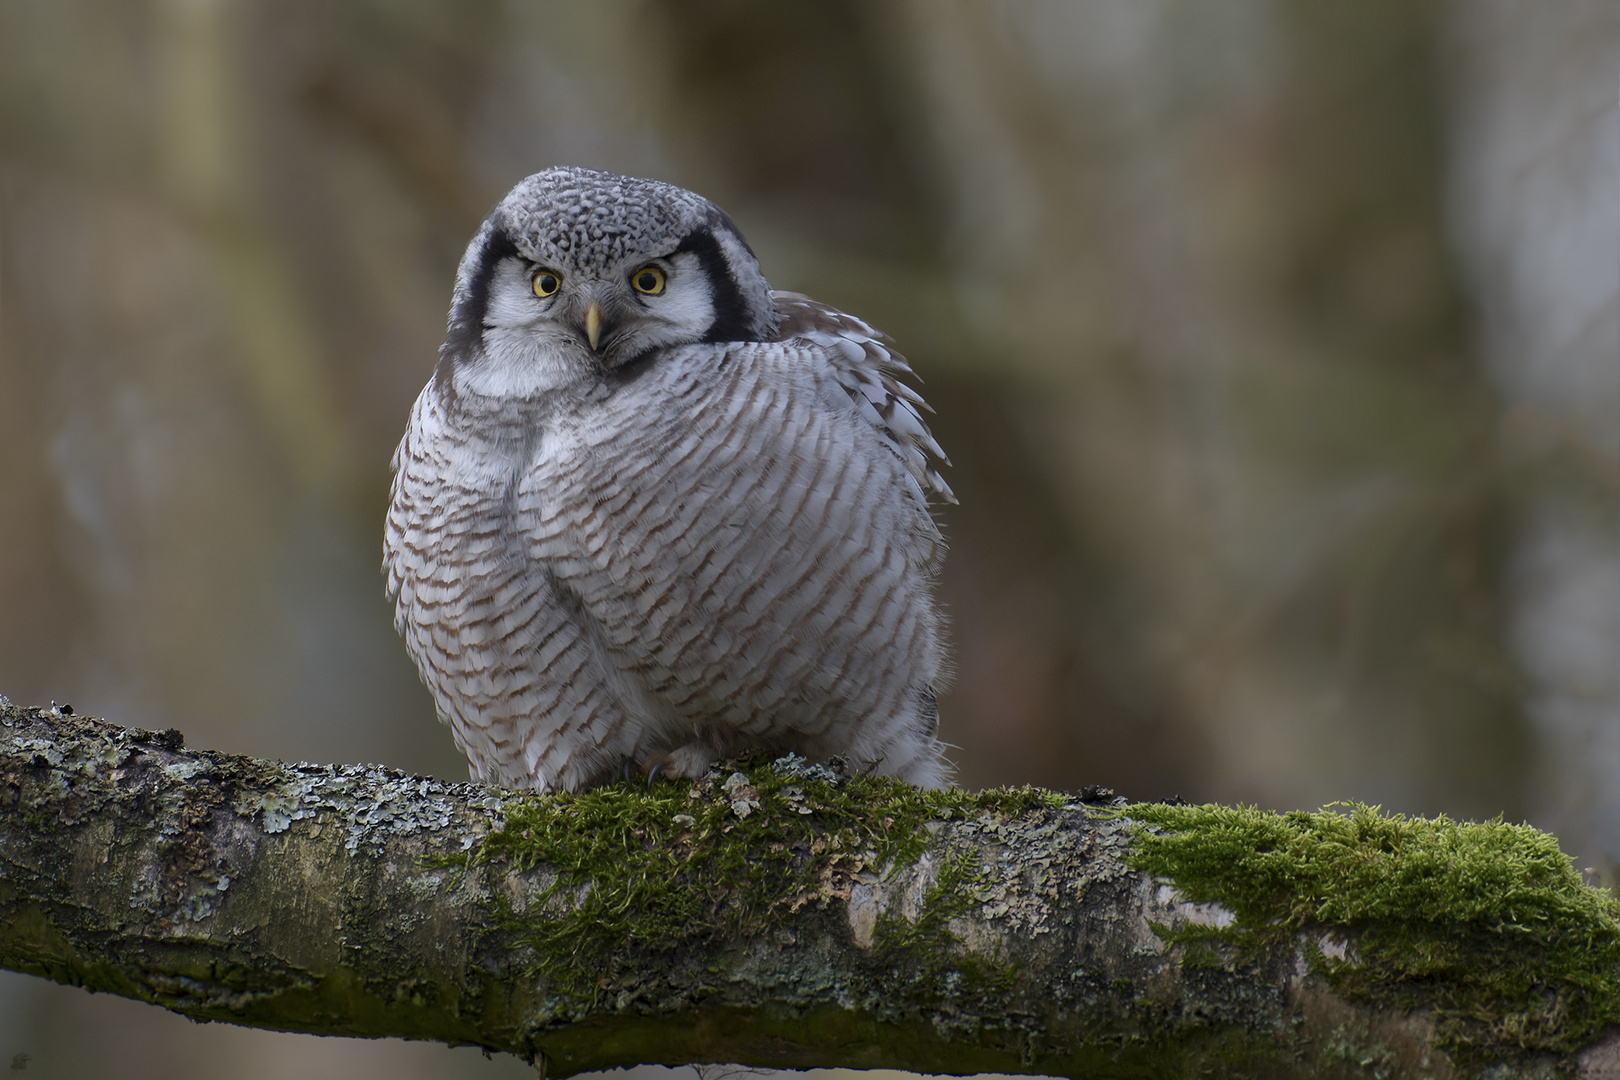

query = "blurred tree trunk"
[1446, 0, 1620, 883]
[4, 701, 1616, 1079]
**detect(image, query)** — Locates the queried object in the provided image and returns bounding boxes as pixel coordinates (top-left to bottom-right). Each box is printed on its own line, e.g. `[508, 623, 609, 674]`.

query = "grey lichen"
[215, 754, 515, 857]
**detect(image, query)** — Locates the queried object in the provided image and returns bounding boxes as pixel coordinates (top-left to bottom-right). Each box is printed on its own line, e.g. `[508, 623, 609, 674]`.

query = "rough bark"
[0, 700, 1614, 1079]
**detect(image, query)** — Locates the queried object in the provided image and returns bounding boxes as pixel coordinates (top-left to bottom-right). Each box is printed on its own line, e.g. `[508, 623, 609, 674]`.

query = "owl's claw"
[640, 742, 718, 787]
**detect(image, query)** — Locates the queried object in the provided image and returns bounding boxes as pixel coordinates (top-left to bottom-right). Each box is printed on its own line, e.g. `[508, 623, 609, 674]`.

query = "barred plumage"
[384, 167, 953, 792]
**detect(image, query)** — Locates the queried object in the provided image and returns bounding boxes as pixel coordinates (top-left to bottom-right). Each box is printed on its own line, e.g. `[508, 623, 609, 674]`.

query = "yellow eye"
[533, 270, 562, 298]
[631, 266, 666, 295]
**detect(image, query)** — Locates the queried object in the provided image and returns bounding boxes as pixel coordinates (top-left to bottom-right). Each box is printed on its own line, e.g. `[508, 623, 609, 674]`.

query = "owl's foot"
[641, 742, 717, 786]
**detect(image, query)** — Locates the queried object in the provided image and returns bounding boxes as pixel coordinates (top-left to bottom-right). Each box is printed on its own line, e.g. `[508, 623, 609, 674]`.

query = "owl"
[384, 167, 954, 793]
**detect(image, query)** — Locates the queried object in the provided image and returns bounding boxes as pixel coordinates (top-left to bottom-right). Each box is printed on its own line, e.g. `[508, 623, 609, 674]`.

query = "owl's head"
[440, 167, 779, 398]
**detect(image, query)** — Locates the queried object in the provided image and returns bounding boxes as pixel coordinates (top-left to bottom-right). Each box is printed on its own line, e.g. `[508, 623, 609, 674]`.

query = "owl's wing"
[772, 291, 956, 505]
[515, 323, 952, 780]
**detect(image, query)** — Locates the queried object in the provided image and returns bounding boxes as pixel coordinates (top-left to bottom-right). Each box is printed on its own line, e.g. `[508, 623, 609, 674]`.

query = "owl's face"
[441, 167, 779, 399]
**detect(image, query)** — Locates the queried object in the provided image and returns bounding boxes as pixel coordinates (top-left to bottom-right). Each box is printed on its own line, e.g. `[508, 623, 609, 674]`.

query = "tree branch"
[1, 700, 1615, 1078]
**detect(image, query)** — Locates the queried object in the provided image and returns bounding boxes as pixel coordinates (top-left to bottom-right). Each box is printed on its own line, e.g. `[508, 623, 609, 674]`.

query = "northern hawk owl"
[384, 167, 954, 792]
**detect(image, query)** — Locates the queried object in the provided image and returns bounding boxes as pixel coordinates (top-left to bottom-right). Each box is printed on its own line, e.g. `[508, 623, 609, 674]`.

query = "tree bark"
[0, 700, 1614, 1078]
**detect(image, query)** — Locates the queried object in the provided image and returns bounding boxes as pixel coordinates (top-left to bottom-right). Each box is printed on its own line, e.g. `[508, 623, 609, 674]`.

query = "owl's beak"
[584, 301, 604, 352]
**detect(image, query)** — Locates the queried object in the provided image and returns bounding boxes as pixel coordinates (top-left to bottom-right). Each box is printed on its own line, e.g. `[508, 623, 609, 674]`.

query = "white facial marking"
[640, 251, 716, 336]
[456, 257, 585, 398]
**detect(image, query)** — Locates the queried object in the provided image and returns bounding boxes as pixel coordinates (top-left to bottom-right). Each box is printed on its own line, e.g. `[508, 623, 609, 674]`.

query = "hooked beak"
[584, 301, 603, 352]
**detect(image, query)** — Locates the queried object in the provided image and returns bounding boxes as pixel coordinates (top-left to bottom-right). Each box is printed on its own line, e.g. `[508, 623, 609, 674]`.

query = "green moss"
[873, 845, 980, 954]
[1123, 800, 1620, 1068]
[463, 753, 1060, 1008]
[871, 844, 1020, 1026]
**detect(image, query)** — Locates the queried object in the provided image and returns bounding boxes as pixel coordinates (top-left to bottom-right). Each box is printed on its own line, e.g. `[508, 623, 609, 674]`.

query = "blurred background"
[0, 1, 1614, 1077]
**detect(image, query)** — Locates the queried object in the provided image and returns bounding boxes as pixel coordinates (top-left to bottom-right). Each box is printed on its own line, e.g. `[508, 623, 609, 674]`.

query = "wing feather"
[772, 291, 956, 504]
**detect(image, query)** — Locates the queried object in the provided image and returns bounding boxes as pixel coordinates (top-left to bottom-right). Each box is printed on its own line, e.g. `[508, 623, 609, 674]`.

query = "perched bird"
[384, 167, 954, 793]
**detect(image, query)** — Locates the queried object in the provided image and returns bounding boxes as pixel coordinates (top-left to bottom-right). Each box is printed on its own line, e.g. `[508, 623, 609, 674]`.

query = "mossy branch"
[1, 700, 1616, 1079]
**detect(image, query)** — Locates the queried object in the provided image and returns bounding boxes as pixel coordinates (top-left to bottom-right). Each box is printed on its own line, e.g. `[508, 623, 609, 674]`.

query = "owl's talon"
[640, 743, 718, 787]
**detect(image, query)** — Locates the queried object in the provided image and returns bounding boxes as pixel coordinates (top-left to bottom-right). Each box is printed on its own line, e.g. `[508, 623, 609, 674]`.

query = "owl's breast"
[513, 342, 941, 731]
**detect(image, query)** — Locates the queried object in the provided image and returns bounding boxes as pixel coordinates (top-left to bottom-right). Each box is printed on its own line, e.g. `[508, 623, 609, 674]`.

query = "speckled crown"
[493, 167, 722, 274]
